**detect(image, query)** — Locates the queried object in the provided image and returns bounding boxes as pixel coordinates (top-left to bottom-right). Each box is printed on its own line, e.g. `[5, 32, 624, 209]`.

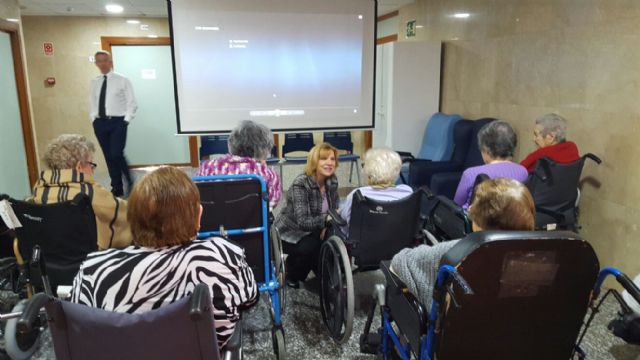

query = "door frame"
[0, 19, 38, 187]
[101, 36, 199, 168]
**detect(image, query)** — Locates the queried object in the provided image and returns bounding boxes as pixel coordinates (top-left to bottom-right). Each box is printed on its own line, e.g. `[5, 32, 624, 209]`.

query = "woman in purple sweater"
[453, 121, 528, 208]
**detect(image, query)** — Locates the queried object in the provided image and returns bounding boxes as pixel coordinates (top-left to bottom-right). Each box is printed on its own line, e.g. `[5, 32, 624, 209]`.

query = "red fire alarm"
[43, 42, 54, 56]
[45, 77, 56, 86]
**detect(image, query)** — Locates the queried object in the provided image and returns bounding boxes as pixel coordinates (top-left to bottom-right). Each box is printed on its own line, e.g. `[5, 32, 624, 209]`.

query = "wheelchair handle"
[450, 271, 474, 296]
[327, 208, 347, 227]
[17, 293, 51, 333]
[584, 153, 602, 165]
[616, 273, 640, 306]
[189, 283, 210, 321]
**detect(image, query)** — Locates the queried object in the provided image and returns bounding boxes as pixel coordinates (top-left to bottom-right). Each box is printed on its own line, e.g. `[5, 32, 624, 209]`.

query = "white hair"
[536, 113, 567, 143]
[363, 147, 402, 186]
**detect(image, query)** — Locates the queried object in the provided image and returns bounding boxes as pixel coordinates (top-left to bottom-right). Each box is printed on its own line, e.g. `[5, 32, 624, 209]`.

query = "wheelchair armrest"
[17, 293, 52, 333]
[328, 208, 347, 227]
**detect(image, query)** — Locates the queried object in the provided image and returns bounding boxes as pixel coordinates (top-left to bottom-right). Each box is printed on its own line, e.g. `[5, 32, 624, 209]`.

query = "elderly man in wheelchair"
[359, 177, 640, 360]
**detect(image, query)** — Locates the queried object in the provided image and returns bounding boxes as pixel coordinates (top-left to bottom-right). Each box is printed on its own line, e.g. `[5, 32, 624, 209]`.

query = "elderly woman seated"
[520, 113, 580, 173]
[196, 120, 281, 208]
[453, 121, 528, 208]
[339, 147, 413, 234]
[31, 134, 131, 249]
[391, 178, 535, 310]
[70, 166, 258, 349]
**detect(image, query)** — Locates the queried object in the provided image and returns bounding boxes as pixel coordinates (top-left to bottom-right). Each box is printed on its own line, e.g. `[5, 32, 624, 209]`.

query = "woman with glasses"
[31, 134, 132, 249]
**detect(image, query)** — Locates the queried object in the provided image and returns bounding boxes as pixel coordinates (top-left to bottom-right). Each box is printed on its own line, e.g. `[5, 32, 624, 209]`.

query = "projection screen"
[168, 0, 376, 134]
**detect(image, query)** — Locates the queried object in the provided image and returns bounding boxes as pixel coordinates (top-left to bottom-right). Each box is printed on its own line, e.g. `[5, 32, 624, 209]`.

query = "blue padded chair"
[409, 118, 496, 199]
[282, 133, 314, 164]
[323, 131, 361, 185]
[199, 135, 229, 160]
[398, 113, 462, 184]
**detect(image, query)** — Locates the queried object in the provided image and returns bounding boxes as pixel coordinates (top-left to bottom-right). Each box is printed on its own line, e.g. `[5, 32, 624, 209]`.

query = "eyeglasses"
[88, 162, 98, 170]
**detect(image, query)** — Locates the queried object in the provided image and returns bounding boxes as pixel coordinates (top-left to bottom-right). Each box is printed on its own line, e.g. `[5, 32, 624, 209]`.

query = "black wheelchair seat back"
[23, 283, 219, 360]
[5, 193, 97, 289]
[348, 190, 423, 269]
[526, 153, 601, 230]
[436, 231, 599, 360]
[196, 179, 267, 283]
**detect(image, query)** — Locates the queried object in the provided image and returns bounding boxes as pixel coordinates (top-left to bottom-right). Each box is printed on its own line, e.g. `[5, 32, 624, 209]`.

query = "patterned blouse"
[70, 237, 258, 348]
[196, 154, 282, 208]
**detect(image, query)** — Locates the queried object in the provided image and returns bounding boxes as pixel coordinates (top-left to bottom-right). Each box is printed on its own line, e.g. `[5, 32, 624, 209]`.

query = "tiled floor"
[14, 164, 640, 359]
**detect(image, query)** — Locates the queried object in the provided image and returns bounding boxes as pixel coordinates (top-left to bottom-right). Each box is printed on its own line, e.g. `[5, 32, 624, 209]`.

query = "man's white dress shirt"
[89, 70, 137, 122]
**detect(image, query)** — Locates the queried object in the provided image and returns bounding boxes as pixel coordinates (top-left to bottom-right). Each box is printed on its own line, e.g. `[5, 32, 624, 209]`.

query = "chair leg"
[355, 160, 362, 186]
[349, 161, 354, 184]
[278, 163, 284, 192]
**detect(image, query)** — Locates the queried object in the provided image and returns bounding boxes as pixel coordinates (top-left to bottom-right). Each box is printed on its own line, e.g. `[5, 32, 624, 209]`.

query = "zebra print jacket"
[70, 237, 258, 348]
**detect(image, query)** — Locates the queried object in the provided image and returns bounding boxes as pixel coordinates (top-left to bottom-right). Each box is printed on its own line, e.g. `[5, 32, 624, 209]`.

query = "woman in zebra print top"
[70, 166, 258, 349]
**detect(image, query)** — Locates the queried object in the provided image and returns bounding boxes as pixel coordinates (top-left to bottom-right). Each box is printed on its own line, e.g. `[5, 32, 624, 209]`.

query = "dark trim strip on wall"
[100, 36, 199, 168]
[377, 34, 398, 45]
[377, 10, 399, 22]
[0, 18, 39, 187]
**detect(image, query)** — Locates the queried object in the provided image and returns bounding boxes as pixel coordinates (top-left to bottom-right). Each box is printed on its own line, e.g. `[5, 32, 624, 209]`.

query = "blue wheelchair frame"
[381, 265, 627, 360]
[193, 174, 282, 328]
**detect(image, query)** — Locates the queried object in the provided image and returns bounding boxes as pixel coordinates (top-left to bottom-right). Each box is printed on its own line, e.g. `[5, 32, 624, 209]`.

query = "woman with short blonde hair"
[71, 166, 258, 349]
[275, 142, 340, 288]
[32, 134, 132, 250]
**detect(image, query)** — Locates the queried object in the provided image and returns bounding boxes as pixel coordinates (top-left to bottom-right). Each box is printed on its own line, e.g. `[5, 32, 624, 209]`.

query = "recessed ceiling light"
[6, 18, 20, 22]
[416, 25, 424, 29]
[453, 13, 470, 19]
[126, 19, 140, 24]
[105, 4, 124, 14]
[147, 34, 158, 38]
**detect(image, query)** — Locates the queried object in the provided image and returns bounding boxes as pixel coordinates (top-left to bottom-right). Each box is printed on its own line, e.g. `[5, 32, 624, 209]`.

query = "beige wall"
[21, 16, 170, 171]
[0, 0, 19, 19]
[398, 0, 640, 277]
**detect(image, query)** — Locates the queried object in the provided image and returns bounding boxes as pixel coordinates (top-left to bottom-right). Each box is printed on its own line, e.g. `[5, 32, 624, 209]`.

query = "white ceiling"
[18, 0, 414, 17]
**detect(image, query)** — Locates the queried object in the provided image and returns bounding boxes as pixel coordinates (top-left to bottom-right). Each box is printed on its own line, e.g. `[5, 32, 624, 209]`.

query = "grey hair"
[43, 134, 95, 170]
[363, 147, 402, 186]
[535, 113, 567, 143]
[477, 121, 518, 159]
[228, 120, 274, 160]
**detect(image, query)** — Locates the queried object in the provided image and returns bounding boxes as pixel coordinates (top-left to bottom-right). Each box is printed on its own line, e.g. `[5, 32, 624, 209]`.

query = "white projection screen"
[168, 0, 376, 134]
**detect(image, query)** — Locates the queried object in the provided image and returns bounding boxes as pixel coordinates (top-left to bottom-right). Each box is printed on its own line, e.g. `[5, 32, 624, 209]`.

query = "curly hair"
[43, 134, 96, 170]
[536, 113, 568, 143]
[363, 147, 402, 186]
[477, 121, 518, 159]
[228, 120, 274, 160]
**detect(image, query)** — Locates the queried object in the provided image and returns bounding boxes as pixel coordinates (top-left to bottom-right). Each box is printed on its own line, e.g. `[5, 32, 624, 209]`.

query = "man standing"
[90, 50, 137, 197]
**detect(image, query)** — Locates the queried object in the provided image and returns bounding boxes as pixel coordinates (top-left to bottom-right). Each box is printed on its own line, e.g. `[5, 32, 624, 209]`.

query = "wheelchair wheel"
[271, 327, 286, 360]
[271, 227, 286, 317]
[319, 236, 354, 344]
[4, 300, 41, 360]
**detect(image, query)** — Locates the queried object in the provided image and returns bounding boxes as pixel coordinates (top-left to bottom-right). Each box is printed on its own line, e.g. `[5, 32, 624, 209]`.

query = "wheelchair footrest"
[359, 332, 381, 354]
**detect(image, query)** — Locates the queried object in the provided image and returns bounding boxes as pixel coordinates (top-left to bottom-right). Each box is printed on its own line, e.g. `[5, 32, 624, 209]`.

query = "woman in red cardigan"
[520, 113, 580, 173]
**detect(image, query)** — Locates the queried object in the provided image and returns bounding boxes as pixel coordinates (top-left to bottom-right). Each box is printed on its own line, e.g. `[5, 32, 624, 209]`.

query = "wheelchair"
[0, 193, 97, 359]
[15, 283, 237, 360]
[359, 230, 640, 360]
[421, 173, 488, 244]
[526, 153, 602, 231]
[193, 174, 286, 359]
[319, 189, 426, 344]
